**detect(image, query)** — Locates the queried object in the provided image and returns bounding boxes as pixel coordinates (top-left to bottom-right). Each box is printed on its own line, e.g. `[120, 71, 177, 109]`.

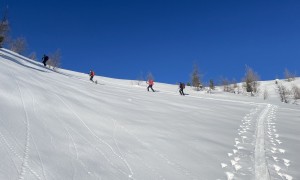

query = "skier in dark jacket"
[42, 54, 49, 67]
[179, 82, 185, 95]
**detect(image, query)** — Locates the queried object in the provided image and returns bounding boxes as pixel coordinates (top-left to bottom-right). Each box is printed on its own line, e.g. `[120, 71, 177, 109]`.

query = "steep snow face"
[0, 48, 299, 180]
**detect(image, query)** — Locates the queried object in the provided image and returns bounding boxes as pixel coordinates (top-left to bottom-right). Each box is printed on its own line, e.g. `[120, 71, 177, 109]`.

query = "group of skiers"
[146, 79, 186, 95]
[41, 55, 185, 95]
[88, 70, 186, 95]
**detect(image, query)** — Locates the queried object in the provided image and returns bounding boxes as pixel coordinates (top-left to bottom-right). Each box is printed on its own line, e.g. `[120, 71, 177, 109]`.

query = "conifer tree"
[0, 7, 9, 47]
[209, 79, 215, 90]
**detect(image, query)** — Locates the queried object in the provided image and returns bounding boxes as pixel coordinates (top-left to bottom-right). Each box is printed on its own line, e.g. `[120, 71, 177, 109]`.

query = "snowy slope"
[0, 48, 299, 180]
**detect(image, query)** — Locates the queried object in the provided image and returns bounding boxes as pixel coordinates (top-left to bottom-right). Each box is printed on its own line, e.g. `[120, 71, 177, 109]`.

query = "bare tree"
[135, 71, 144, 86]
[284, 68, 296, 82]
[220, 77, 236, 93]
[231, 79, 238, 93]
[146, 72, 154, 81]
[292, 85, 300, 103]
[220, 77, 230, 92]
[28, 52, 37, 61]
[243, 65, 260, 96]
[48, 49, 61, 70]
[277, 84, 290, 103]
[9, 37, 27, 54]
[191, 63, 202, 91]
[236, 84, 242, 94]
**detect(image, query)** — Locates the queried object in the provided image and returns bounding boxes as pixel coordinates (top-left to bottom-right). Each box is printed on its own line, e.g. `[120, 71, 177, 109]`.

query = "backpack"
[43, 55, 49, 61]
[180, 82, 185, 89]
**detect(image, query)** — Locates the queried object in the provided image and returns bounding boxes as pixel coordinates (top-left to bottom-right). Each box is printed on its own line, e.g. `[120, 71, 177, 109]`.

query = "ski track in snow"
[254, 104, 272, 180]
[26, 78, 49, 180]
[113, 120, 167, 179]
[265, 106, 293, 180]
[221, 104, 293, 180]
[113, 119, 199, 180]
[3, 58, 132, 179]
[23, 69, 126, 179]
[40, 74, 135, 178]
[12, 71, 33, 180]
[0, 64, 43, 180]
[31, 65, 136, 179]
[67, 125, 130, 178]
[0, 130, 21, 175]
[26, 70, 133, 179]
[39, 71, 197, 179]
[65, 126, 81, 180]
[222, 104, 263, 179]
[31, 90, 49, 180]
[54, 93, 135, 178]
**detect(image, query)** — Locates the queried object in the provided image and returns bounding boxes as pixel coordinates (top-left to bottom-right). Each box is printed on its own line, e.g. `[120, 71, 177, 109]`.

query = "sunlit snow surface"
[0, 48, 299, 180]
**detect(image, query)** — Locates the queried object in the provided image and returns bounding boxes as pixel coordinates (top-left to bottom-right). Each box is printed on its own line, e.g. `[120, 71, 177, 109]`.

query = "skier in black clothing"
[179, 82, 185, 95]
[42, 54, 49, 67]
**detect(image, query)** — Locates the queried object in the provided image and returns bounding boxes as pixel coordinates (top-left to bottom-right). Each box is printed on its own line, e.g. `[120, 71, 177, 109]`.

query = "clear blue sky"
[3, 0, 300, 84]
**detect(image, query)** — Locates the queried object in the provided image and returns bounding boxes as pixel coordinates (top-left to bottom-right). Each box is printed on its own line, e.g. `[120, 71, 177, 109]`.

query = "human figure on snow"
[147, 79, 155, 92]
[179, 82, 185, 95]
[42, 54, 49, 67]
[89, 70, 95, 82]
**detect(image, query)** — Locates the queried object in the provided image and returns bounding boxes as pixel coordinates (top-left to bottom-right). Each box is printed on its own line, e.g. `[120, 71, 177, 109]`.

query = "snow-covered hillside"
[0, 48, 299, 180]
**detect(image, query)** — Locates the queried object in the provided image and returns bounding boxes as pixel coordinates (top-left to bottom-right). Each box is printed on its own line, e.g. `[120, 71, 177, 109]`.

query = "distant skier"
[42, 54, 49, 67]
[89, 70, 95, 82]
[147, 79, 155, 92]
[179, 82, 185, 95]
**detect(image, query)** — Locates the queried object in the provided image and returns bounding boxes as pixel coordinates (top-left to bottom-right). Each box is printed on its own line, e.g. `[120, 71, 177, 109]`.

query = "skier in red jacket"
[89, 70, 95, 82]
[147, 79, 155, 92]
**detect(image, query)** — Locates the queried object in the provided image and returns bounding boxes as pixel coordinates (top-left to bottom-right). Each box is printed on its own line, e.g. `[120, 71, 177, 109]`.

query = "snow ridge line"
[1, 51, 266, 109]
[254, 104, 271, 180]
[100, 79, 267, 107]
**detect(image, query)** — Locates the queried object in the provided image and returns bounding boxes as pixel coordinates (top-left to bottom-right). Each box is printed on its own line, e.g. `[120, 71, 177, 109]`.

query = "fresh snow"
[0, 48, 300, 180]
